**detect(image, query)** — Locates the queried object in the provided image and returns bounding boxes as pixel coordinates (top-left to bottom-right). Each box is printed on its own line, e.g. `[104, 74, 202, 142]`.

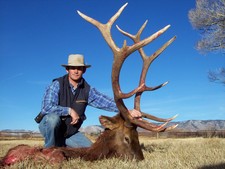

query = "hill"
[80, 120, 225, 133]
[1, 120, 225, 136]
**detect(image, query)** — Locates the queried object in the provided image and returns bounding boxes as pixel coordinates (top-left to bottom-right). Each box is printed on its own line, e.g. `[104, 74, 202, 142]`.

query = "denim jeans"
[39, 113, 92, 148]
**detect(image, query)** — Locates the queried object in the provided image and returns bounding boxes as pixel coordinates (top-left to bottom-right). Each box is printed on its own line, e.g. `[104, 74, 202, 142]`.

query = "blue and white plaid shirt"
[41, 80, 118, 116]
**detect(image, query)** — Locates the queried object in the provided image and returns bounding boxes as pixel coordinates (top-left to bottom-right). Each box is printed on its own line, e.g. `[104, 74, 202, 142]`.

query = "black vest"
[54, 75, 90, 137]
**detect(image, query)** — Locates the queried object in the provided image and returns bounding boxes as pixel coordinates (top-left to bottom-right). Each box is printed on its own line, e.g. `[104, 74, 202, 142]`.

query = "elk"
[0, 3, 177, 167]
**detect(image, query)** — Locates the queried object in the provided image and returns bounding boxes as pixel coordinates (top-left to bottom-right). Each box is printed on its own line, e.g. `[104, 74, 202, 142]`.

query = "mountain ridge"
[1, 120, 225, 134]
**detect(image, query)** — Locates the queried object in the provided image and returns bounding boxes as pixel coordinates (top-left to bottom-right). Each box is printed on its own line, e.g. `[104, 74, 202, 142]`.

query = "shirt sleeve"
[88, 87, 119, 112]
[41, 80, 70, 116]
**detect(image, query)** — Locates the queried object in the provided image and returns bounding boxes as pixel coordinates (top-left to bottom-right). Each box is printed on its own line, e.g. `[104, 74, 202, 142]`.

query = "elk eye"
[124, 136, 130, 144]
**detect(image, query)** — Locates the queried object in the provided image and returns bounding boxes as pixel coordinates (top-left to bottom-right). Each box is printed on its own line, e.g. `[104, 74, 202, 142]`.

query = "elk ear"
[99, 115, 120, 130]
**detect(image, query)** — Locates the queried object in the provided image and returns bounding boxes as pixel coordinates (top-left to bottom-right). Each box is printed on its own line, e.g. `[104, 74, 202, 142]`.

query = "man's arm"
[41, 80, 70, 116]
[88, 87, 118, 112]
[88, 87, 142, 119]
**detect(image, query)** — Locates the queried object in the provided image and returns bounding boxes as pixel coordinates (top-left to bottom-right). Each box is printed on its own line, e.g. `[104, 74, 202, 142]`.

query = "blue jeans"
[39, 113, 92, 148]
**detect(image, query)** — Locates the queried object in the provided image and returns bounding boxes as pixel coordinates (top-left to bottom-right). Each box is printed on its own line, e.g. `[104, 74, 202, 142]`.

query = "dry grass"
[0, 137, 225, 169]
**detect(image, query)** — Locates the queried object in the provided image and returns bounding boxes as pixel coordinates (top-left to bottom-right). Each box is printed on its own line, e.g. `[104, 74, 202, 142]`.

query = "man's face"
[66, 66, 85, 82]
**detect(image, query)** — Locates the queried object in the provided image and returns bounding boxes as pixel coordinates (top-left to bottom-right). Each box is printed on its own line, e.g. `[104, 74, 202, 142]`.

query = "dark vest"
[54, 75, 90, 137]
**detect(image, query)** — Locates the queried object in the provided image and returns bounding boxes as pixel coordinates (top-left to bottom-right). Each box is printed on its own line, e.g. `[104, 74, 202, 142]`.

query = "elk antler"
[77, 3, 178, 132]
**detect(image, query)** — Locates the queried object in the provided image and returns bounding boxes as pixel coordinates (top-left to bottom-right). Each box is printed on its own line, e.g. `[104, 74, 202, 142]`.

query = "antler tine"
[131, 119, 175, 132]
[141, 113, 178, 122]
[145, 81, 169, 91]
[77, 3, 128, 53]
[120, 24, 171, 57]
[116, 20, 148, 60]
[117, 83, 145, 99]
[132, 118, 178, 132]
[163, 124, 179, 131]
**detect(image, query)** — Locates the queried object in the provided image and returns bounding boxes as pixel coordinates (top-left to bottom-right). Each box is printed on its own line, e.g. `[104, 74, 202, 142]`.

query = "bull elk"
[0, 3, 177, 167]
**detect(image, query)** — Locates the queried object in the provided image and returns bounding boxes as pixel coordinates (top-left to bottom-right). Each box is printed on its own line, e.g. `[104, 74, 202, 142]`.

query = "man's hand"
[69, 108, 80, 125]
[128, 109, 142, 120]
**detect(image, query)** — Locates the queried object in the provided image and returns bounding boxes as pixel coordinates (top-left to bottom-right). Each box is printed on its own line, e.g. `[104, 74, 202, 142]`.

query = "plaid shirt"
[41, 80, 118, 116]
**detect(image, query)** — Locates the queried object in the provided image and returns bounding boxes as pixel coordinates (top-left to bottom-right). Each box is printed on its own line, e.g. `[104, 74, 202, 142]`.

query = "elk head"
[91, 114, 144, 160]
[77, 3, 178, 160]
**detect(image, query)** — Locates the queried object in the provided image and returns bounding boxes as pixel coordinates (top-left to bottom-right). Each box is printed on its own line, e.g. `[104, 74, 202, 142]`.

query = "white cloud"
[1, 73, 24, 82]
[26, 80, 49, 86]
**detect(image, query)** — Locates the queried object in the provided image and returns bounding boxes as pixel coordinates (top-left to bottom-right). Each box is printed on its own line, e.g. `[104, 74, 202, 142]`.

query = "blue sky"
[0, 0, 224, 131]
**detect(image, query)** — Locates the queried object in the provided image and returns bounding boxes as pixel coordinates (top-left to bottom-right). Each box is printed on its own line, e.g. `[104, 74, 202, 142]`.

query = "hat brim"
[61, 64, 91, 68]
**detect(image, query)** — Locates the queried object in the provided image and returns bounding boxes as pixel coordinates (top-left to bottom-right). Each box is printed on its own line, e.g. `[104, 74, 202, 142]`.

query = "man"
[36, 54, 142, 148]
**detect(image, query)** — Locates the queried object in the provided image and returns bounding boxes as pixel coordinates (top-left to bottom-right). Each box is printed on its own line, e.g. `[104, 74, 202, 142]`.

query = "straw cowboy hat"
[61, 54, 91, 68]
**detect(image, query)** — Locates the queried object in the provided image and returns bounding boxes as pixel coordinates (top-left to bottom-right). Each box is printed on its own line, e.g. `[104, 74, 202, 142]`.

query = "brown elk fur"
[0, 114, 143, 167]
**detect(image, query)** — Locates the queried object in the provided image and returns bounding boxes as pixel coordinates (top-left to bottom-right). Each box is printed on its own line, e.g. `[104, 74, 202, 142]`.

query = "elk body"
[1, 114, 143, 166]
[1, 3, 177, 167]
